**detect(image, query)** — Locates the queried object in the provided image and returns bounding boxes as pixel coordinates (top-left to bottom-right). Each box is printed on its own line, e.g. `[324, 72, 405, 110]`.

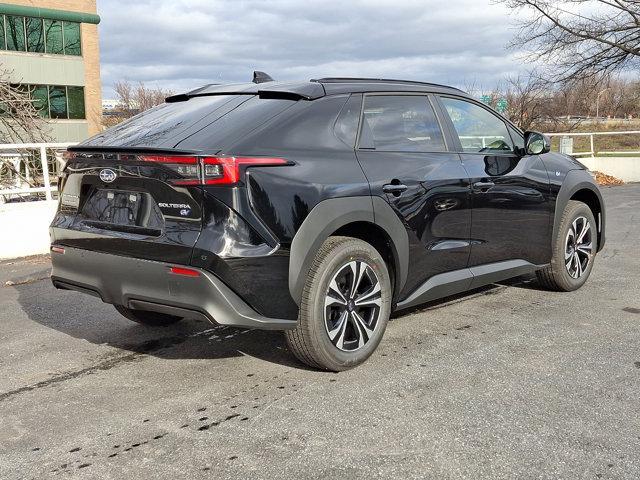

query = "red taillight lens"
[202, 157, 288, 185]
[169, 266, 200, 277]
[139, 155, 287, 186]
[51, 245, 65, 254]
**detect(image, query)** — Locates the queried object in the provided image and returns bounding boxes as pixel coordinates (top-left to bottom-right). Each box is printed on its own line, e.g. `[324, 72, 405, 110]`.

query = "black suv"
[50, 76, 605, 371]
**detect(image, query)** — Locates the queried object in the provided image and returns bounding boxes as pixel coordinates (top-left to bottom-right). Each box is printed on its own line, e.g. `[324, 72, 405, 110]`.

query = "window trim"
[436, 94, 525, 156]
[355, 91, 450, 154]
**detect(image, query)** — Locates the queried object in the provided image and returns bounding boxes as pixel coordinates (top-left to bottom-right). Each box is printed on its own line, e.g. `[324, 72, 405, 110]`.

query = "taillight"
[140, 155, 200, 186]
[139, 155, 287, 186]
[201, 157, 288, 185]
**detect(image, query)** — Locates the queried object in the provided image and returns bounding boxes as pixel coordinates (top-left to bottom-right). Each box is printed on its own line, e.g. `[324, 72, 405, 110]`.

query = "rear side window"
[360, 95, 445, 152]
[441, 97, 514, 154]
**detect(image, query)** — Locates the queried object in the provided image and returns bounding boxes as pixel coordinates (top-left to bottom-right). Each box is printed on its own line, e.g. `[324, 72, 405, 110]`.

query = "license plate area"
[81, 189, 143, 227]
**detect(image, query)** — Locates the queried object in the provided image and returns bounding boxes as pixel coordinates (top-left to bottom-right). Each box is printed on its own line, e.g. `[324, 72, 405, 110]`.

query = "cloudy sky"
[97, 0, 529, 98]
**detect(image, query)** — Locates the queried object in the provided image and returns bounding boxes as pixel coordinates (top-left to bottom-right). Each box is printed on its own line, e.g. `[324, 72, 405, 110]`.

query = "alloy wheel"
[324, 260, 382, 352]
[565, 216, 593, 279]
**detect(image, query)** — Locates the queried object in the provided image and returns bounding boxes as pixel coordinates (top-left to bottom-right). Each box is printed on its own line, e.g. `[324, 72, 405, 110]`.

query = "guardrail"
[0, 142, 76, 202]
[545, 131, 640, 158]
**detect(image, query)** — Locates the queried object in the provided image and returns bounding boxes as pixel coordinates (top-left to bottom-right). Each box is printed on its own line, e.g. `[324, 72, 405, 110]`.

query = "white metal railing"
[545, 130, 640, 158]
[0, 142, 76, 201]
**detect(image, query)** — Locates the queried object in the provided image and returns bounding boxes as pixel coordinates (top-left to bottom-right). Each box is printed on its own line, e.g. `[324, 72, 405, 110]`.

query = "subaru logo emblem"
[99, 168, 117, 183]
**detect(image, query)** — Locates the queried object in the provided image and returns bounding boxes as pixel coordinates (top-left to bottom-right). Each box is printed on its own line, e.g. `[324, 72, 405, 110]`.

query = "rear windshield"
[81, 95, 296, 150]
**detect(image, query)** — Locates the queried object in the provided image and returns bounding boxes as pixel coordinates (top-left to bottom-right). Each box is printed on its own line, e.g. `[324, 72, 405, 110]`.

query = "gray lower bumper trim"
[51, 246, 297, 331]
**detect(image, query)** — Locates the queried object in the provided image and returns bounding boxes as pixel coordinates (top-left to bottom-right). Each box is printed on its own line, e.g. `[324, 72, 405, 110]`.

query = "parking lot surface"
[1, 185, 639, 479]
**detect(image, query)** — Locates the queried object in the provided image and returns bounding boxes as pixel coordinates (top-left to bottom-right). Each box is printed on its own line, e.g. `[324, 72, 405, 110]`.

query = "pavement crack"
[0, 352, 143, 403]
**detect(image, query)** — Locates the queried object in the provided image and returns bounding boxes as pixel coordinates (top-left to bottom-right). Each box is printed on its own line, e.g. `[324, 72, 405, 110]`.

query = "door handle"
[473, 181, 495, 191]
[382, 183, 408, 195]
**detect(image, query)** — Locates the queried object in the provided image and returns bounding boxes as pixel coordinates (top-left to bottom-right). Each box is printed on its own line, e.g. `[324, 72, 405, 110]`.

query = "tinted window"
[26, 17, 44, 52]
[84, 95, 294, 149]
[334, 94, 361, 148]
[6, 16, 25, 51]
[0, 16, 5, 50]
[31, 85, 49, 118]
[508, 125, 525, 151]
[441, 97, 513, 153]
[361, 95, 445, 152]
[63, 22, 81, 55]
[49, 86, 67, 119]
[45, 19, 64, 54]
[67, 86, 85, 119]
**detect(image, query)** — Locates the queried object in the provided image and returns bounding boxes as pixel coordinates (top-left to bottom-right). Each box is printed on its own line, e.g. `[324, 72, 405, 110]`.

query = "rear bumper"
[50, 246, 297, 330]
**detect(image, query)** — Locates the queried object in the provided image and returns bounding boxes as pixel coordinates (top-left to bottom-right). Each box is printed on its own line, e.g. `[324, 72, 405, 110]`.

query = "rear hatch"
[52, 150, 206, 264]
[51, 90, 299, 265]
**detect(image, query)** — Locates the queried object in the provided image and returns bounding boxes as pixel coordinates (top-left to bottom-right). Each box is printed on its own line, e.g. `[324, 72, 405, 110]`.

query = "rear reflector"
[169, 266, 200, 277]
[51, 246, 65, 254]
[139, 155, 288, 186]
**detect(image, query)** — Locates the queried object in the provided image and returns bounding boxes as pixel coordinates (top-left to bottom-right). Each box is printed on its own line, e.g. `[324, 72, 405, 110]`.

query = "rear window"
[81, 95, 296, 150]
[359, 95, 446, 152]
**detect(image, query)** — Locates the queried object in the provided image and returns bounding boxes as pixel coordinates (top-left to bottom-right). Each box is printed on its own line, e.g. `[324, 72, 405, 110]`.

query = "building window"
[0, 16, 5, 50]
[6, 15, 26, 51]
[63, 21, 81, 56]
[0, 14, 81, 56]
[48, 86, 68, 119]
[31, 85, 49, 118]
[67, 86, 85, 119]
[9, 84, 86, 119]
[26, 17, 44, 53]
[44, 19, 63, 54]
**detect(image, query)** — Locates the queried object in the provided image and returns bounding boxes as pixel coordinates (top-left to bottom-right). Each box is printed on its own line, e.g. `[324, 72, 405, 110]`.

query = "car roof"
[314, 77, 469, 97]
[166, 78, 470, 103]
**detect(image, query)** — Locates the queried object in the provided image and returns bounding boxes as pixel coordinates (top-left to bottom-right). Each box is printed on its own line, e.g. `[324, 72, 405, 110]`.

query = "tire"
[536, 200, 598, 291]
[114, 305, 183, 327]
[285, 236, 392, 371]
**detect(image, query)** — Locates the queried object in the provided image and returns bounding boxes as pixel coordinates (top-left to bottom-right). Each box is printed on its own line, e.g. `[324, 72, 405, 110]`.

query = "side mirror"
[524, 131, 551, 155]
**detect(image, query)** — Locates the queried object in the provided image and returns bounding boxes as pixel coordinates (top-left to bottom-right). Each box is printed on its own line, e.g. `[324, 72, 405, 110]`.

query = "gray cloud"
[97, 0, 527, 97]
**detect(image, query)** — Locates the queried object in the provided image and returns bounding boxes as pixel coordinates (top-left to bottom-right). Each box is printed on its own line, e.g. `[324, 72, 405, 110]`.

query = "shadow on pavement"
[14, 265, 545, 370]
[15, 279, 309, 370]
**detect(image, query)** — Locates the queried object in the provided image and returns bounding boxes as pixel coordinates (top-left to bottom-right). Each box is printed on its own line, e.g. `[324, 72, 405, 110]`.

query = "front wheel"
[536, 200, 597, 291]
[285, 236, 392, 371]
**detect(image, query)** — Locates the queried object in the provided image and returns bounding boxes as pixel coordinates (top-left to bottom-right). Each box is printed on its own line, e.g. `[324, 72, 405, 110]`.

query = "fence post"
[40, 145, 52, 201]
[590, 134, 595, 158]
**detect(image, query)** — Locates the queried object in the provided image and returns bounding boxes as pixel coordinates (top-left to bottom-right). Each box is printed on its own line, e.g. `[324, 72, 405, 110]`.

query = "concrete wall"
[0, 200, 56, 259]
[581, 157, 640, 183]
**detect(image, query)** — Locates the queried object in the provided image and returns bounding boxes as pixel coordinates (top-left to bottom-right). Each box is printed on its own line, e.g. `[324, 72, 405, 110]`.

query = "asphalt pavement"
[0, 184, 639, 479]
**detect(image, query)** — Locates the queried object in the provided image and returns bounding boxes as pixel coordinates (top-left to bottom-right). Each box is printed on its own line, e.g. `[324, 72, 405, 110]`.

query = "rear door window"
[359, 95, 446, 152]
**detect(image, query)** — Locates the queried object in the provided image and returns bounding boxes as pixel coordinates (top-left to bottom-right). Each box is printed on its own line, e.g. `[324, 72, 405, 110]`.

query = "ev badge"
[99, 168, 117, 183]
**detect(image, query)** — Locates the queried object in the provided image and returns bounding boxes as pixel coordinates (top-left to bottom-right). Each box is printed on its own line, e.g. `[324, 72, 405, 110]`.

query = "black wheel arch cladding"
[554, 169, 605, 252]
[288, 196, 409, 305]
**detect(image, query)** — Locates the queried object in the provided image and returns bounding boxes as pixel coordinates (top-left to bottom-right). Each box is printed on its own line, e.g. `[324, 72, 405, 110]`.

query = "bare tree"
[499, 0, 640, 82]
[502, 72, 548, 130]
[104, 81, 173, 127]
[0, 64, 53, 195]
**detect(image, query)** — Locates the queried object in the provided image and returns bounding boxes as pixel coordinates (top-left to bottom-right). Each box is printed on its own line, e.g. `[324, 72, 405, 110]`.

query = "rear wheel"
[114, 305, 183, 327]
[536, 200, 597, 291]
[285, 236, 392, 371]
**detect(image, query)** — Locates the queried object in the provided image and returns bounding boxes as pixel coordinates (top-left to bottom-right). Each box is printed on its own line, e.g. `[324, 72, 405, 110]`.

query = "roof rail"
[312, 77, 465, 93]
